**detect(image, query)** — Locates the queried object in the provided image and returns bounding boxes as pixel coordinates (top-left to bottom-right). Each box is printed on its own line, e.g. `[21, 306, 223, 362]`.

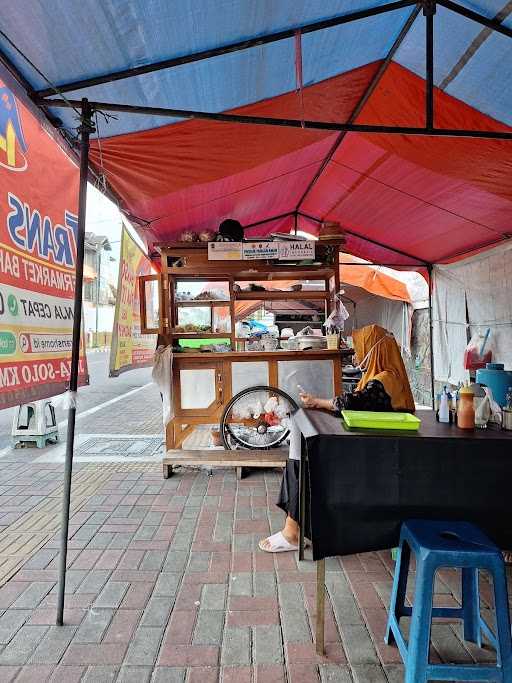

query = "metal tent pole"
[39, 97, 512, 140]
[428, 264, 435, 408]
[34, 0, 417, 98]
[424, 1, 436, 131]
[56, 98, 94, 626]
[296, 3, 421, 212]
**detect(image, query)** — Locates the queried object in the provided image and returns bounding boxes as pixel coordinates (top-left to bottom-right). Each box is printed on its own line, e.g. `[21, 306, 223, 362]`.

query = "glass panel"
[235, 300, 324, 334]
[180, 368, 216, 409]
[177, 306, 211, 330]
[213, 306, 231, 333]
[232, 362, 269, 394]
[144, 279, 159, 330]
[278, 360, 334, 403]
[176, 280, 229, 301]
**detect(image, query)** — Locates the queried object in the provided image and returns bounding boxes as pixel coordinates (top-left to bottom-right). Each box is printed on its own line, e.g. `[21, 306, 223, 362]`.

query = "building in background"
[83, 232, 118, 348]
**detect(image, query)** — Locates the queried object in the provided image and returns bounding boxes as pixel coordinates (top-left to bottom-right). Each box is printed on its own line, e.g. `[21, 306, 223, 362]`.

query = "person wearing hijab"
[259, 324, 415, 553]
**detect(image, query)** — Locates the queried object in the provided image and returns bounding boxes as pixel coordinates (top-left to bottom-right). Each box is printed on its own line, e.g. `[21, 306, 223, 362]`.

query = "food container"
[326, 333, 339, 350]
[247, 339, 262, 352]
[262, 336, 278, 351]
[297, 336, 327, 351]
[503, 409, 512, 431]
[476, 363, 512, 407]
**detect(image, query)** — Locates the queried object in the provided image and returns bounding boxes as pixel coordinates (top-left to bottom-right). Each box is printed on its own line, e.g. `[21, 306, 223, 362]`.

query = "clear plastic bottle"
[439, 386, 450, 424]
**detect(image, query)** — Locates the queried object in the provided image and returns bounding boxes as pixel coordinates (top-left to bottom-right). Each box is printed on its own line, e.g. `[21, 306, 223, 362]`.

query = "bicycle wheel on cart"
[220, 385, 299, 450]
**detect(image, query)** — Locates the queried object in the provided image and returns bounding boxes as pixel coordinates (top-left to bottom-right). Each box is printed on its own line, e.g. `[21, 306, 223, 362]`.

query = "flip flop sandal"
[259, 531, 299, 553]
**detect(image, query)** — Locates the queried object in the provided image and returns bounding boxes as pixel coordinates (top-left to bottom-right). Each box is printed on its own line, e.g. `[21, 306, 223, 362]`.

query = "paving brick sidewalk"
[0, 458, 510, 682]
[0, 375, 510, 681]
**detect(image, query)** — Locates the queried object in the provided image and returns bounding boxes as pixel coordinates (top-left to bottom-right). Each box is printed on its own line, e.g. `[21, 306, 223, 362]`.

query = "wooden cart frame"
[139, 241, 348, 477]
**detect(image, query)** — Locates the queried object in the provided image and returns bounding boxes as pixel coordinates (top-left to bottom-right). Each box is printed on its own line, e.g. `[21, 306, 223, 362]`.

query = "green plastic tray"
[341, 410, 421, 431]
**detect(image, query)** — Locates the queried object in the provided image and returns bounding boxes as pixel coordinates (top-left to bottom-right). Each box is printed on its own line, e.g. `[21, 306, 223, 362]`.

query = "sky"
[86, 183, 145, 263]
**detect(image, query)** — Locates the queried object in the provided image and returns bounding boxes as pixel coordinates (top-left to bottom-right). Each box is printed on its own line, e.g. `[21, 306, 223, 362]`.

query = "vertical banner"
[0, 72, 88, 409]
[109, 227, 156, 376]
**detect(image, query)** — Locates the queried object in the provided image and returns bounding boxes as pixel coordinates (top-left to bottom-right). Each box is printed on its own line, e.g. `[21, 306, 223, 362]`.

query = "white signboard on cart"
[278, 241, 315, 260]
[207, 240, 316, 261]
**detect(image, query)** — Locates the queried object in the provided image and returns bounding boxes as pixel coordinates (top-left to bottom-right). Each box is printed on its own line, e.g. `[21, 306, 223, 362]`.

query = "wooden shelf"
[233, 268, 334, 280]
[235, 290, 327, 300]
[167, 266, 335, 279]
[163, 448, 288, 478]
[175, 299, 229, 307]
[173, 349, 352, 361]
[172, 331, 230, 338]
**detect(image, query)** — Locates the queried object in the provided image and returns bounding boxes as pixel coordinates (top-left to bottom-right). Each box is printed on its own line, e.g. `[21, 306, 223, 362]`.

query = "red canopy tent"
[2, 0, 512, 623]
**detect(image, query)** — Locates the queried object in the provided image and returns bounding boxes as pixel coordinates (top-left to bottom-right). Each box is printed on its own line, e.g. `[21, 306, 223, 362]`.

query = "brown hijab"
[352, 324, 415, 412]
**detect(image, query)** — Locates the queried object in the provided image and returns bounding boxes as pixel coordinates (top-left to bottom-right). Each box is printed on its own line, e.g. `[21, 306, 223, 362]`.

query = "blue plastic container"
[475, 363, 512, 407]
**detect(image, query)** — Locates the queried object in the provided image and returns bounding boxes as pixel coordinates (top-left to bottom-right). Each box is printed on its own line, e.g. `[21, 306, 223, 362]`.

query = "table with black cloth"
[292, 407, 512, 653]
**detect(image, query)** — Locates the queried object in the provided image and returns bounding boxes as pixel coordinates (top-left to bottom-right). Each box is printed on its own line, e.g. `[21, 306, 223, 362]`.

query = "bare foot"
[503, 551, 512, 565]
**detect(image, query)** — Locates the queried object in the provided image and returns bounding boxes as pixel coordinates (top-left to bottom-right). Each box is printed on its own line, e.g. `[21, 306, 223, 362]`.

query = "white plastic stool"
[11, 400, 59, 448]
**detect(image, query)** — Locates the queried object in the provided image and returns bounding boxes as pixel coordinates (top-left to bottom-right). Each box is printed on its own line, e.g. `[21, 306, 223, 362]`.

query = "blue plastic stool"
[385, 520, 512, 683]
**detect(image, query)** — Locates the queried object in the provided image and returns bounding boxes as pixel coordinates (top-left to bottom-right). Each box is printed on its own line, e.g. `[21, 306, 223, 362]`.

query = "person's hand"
[299, 392, 318, 409]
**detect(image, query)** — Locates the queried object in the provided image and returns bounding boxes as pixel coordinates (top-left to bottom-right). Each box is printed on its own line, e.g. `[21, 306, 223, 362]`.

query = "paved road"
[0, 350, 153, 449]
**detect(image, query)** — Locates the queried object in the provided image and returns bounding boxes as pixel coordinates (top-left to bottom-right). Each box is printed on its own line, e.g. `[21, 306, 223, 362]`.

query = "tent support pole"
[56, 98, 94, 627]
[297, 211, 322, 224]
[32, 0, 512, 100]
[34, 0, 417, 98]
[438, 0, 512, 39]
[424, 2, 436, 130]
[295, 3, 421, 212]
[244, 211, 294, 230]
[428, 264, 435, 408]
[39, 98, 512, 140]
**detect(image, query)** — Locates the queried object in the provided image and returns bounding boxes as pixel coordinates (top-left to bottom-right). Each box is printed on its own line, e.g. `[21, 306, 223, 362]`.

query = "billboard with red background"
[0, 68, 88, 408]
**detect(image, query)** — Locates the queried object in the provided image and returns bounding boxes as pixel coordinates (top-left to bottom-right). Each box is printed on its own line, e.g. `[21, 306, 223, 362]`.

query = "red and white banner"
[0, 68, 88, 408]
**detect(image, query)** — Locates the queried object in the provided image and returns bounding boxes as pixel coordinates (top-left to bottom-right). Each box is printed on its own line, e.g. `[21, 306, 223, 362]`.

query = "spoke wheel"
[220, 385, 298, 450]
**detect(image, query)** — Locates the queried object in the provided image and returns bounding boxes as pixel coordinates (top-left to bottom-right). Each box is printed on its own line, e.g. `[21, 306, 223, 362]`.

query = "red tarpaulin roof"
[2, 1, 512, 268]
[86, 59, 512, 267]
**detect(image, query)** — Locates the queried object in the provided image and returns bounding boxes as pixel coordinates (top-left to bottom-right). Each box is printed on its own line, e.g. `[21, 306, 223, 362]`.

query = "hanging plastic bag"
[463, 329, 493, 371]
[325, 294, 349, 333]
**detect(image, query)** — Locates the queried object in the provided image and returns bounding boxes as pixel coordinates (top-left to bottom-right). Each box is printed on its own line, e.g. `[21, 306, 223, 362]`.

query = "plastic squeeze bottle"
[457, 384, 475, 430]
[439, 387, 450, 424]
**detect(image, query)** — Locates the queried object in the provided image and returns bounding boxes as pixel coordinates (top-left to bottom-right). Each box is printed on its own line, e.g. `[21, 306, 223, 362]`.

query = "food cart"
[138, 239, 352, 476]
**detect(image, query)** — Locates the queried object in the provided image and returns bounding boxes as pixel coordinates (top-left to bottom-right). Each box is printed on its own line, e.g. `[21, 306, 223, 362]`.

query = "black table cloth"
[293, 408, 512, 561]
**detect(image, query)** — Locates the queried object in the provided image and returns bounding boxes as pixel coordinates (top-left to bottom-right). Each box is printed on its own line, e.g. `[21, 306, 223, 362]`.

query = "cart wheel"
[220, 385, 298, 450]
